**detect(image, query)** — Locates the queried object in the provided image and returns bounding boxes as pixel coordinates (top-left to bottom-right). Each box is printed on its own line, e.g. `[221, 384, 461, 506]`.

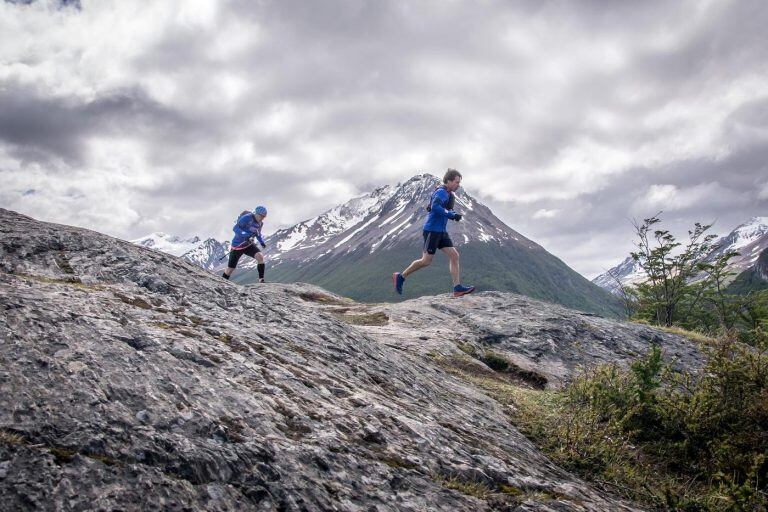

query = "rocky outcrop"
[0, 209, 701, 511]
[334, 291, 703, 389]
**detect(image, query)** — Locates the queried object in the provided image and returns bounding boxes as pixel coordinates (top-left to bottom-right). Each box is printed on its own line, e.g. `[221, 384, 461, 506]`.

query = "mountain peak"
[717, 215, 768, 253]
[405, 172, 439, 183]
[742, 216, 768, 227]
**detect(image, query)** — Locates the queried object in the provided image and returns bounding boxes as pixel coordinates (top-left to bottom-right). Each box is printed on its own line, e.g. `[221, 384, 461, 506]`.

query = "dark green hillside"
[727, 248, 768, 294]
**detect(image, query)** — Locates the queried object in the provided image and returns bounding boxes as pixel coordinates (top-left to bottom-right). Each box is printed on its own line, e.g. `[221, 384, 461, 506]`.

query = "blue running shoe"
[392, 272, 405, 295]
[453, 284, 475, 297]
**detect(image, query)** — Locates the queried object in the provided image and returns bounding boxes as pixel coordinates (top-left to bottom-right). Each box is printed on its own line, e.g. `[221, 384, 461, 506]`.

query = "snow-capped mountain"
[181, 238, 231, 270]
[131, 233, 229, 271]
[234, 174, 622, 316]
[258, 173, 542, 270]
[593, 216, 768, 294]
[706, 216, 768, 273]
[591, 257, 646, 294]
[131, 233, 203, 257]
[270, 184, 398, 262]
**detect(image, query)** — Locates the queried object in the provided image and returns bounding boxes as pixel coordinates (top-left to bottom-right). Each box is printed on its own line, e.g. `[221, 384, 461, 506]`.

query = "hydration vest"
[425, 186, 455, 212]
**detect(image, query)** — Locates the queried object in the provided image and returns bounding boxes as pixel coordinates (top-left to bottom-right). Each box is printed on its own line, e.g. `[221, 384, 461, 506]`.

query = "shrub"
[513, 332, 768, 509]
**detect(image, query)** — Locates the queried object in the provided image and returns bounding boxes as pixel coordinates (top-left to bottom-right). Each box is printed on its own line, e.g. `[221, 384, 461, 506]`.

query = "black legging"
[227, 244, 260, 269]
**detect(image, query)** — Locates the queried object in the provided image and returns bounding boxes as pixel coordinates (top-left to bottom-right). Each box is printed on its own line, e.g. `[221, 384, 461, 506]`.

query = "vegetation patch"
[377, 454, 417, 470]
[335, 311, 389, 326]
[49, 447, 77, 464]
[633, 320, 714, 344]
[456, 341, 478, 357]
[186, 315, 206, 326]
[503, 361, 548, 389]
[480, 350, 509, 371]
[298, 292, 350, 305]
[217, 333, 251, 354]
[505, 335, 768, 511]
[114, 292, 153, 310]
[656, 325, 714, 343]
[432, 473, 493, 499]
[437, 354, 506, 382]
[497, 484, 524, 497]
[0, 430, 25, 445]
[444, 350, 549, 389]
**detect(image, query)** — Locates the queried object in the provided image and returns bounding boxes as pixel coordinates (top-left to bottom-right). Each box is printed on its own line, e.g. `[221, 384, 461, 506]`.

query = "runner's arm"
[430, 191, 458, 219]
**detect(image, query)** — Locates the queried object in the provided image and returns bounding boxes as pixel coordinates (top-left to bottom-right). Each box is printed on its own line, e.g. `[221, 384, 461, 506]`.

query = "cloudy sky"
[2, 0, 767, 278]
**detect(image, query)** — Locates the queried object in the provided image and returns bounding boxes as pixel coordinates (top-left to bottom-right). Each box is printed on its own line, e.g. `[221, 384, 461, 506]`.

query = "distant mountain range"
[592, 216, 768, 295]
[131, 174, 625, 316]
[131, 233, 230, 272]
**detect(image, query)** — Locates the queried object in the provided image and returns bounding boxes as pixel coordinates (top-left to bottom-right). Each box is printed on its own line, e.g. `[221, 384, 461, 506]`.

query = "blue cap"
[254, 206, 267, 216]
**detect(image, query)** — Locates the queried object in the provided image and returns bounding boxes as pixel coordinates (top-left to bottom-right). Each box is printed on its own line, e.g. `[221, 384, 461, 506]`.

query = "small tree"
[631, 213, 718, 326]
[605, 267, 639, 318]
[698, 250, 740, 330]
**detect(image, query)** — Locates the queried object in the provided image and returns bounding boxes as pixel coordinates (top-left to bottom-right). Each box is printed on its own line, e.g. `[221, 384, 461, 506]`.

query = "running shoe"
[392, 272, 405, 295]
[452, 284, 475, 297]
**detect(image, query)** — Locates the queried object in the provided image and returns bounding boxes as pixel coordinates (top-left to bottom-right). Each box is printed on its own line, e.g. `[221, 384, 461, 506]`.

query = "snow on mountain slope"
[131, 233, 229, 271]
[131, 233, 202, 257]
[707, 216, 768, 272]
[270, 185, 395, 256]
[592, 257, 646, 294]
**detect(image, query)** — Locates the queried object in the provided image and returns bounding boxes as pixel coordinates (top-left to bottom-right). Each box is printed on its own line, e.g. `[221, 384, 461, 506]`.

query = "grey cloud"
[1, 0, 767, 279]
[487, 142, 768, 278]
[0, 83, 194, 166]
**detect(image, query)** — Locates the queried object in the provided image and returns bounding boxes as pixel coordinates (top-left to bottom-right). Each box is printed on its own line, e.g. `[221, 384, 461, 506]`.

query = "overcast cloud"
[1, 0, 767, 278]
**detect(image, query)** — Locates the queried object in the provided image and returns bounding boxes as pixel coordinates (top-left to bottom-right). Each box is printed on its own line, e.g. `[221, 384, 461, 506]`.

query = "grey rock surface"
[0, 209, 700, 511]
[343, 291, 704, 389]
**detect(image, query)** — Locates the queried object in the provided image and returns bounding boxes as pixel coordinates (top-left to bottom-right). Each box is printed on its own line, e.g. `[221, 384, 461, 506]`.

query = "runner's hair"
[443, 169, 462, 183]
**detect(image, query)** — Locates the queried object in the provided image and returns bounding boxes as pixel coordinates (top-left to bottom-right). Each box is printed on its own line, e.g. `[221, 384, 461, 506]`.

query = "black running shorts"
[423, 230, 453, 255]
[227, 243, 260, 268]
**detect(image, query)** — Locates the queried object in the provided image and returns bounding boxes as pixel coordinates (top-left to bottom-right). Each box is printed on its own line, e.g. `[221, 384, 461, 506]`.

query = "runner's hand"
[260, 243, 267, 249]
[452, 213, 463, 222]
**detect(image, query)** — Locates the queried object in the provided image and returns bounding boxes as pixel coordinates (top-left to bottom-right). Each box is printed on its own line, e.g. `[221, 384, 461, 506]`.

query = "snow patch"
[132, 233, 202, 257]
[278, 224, 309, 251]
[334, 215, 379, 248]
[371, 216, 413, 252]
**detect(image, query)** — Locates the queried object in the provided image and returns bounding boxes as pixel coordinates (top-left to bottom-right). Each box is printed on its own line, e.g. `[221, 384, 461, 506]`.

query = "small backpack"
[425, 186, 455, 212]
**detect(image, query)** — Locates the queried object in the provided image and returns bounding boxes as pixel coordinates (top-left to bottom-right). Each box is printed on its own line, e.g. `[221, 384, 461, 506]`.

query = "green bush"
[516, 332, 768, 510]
[481, 351, 510, 372]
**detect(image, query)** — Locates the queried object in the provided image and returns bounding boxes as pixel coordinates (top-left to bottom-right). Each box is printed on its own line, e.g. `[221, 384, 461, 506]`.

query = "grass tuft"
[298, 292, 350, 305]
[433, 474, 493, 499]
[335, 311, 389, 326]
[0, 430, 25, 445]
